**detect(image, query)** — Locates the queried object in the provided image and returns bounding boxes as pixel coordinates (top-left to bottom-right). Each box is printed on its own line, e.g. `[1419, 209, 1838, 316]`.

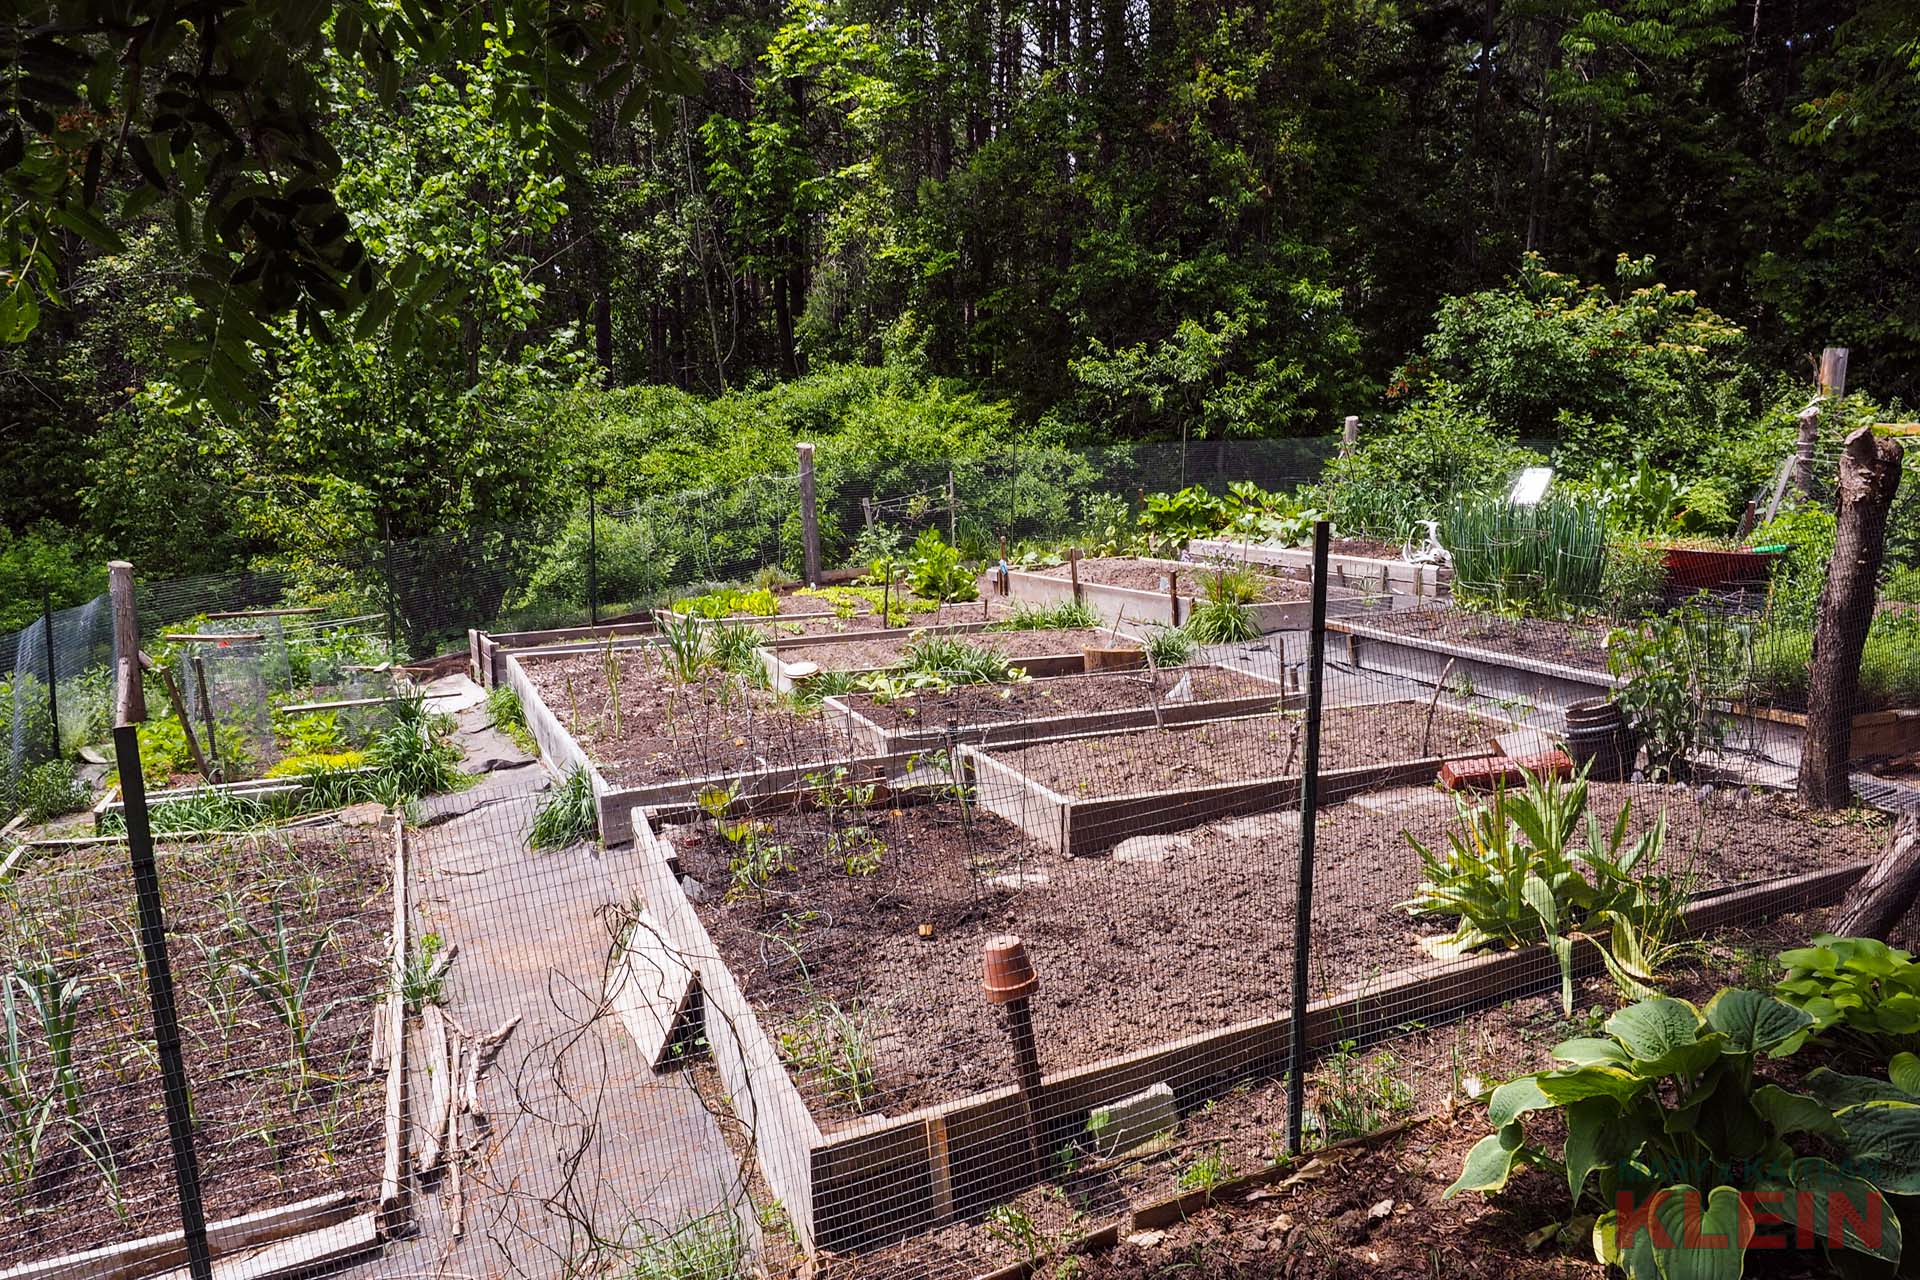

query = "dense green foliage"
[4, 0, 1918, 626]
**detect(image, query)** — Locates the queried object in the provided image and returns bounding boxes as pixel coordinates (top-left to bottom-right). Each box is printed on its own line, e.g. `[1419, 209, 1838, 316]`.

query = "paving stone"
[1111, 834, 1188, 864]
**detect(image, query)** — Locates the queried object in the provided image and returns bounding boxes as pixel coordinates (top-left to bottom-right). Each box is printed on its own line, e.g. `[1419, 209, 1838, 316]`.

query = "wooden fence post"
[1341, 415, 1359, 457]
[798, 442, 822, 586]
[1798, 427, 1904, 808]
[109, 560, 146, 726]
[1795, 407, 1821, 498]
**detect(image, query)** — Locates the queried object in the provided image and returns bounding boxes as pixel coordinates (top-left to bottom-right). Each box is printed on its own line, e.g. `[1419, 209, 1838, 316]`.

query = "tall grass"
[530, 766, 598, 851]
[1442, 494, 1606, 617]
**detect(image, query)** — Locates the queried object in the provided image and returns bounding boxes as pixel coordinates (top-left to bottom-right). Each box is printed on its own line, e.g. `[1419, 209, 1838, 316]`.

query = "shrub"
[18, 760, 87, 823]
[512, 512, 680, 619]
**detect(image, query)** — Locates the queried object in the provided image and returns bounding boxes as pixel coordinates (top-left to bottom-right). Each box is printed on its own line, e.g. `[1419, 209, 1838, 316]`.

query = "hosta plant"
[1450, 991, 1904, 1278]
[1776, 935, 1920, 1053]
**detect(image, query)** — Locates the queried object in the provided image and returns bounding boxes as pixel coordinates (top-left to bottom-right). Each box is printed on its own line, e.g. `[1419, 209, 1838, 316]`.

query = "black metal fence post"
[1286, 519, 1331, 1156]
[42, 593, 59, 757]
[108, 561, 214, 1280]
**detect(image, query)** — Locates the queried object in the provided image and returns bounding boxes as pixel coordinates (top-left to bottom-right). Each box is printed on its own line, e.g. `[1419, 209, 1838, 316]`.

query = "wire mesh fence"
[4, 426, 1919, 1277]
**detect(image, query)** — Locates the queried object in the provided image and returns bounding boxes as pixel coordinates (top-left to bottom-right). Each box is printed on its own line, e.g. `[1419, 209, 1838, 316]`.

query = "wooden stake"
[416, 1005, 451, 1174]
[1422, 659, 1458, 758]
[1068, 547, 1082, 606]
[109, 561, 145, 727]
[157, 668, 213, 783]
[1795, 406, 1821, 498]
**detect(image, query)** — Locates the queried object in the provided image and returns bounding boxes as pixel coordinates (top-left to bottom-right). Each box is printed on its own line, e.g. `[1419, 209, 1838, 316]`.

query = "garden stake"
[1167, 570, 1179, 626]
[982, 936, 1045, 1181]
[1286, 520, 1331, 1157]
[586, 475, 600, 626]
[1069, 547, 1082, 606]
[1422, 658, 1458, 757]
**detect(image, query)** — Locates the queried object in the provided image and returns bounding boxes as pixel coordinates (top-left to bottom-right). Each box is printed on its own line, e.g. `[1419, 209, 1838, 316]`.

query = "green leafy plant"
[705, 623, 767, 684]
[618, 1212, 750, 1280]
[1775, 935, 1920, 1054]
[274, 710, 348, 756]
[673, 587, 778, 619]
[18, 759, 86, 823]
[1606, 606, 1750, 780]
[1142, 624, 1195, 668]
[1176, 1145, 1237, 1193]
[827, 826, 886, 876]
[397, 931, 451, 1010]
[366, 694, 466, 797]
[1185, 568, 1261, 644]
[904, 528, 978, 602]
[530, 766, 598, 851]
[1442, 492, 1607, 617]
[1313, 1039, 1417, 1142]
[0, 981, 52, 1198]
[1449, 991, 1900, 1280]
[898, 633, 1023, 685]
[658, 611, 709, 683]
[1400, 768, 1683, 1012]
[484, 684, 538, 755]
[1137, 487, 1230, 549]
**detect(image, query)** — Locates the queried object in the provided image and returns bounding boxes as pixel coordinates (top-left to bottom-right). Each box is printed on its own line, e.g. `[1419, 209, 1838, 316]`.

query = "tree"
[0, 0, 694, 410]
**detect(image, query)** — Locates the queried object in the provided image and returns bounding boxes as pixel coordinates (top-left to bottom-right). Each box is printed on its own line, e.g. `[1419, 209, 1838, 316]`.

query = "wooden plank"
[147, 1212, 379, 1280]
[607, 909, 698, 1069]
[0, 1193, 354, 1280]
[161, 632, 266, 643]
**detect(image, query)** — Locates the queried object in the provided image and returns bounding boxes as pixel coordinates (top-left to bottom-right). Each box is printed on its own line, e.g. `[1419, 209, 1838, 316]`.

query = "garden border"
[962, 702, 1508, 858]
[3, 817, 411, 1280]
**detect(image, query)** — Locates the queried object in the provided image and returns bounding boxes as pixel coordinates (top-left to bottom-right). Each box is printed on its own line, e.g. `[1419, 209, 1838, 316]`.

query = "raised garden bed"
[0, 827, 395, 1269]
[621, 779, 1887, 1255]
[762, 626, 1125, 690]
[1189, 537, 1450, 604]
[1002, 556, 1373, 632]
[820, 665, 1286, 755]
[968, 701, 1506, 856]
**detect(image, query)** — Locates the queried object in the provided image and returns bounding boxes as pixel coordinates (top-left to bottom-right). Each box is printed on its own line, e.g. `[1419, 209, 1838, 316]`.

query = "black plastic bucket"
[1563, 697, 1638, 781]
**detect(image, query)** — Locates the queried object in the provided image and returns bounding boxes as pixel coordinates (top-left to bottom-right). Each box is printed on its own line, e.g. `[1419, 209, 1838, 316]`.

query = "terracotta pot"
[1658, 545, 1780, 591]
[982, 935, 1039, 1004]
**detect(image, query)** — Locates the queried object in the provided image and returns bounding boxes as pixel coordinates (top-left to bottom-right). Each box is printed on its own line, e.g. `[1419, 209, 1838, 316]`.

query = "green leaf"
[1488, 1076, 1554, 1127]
[1832, 1100, 1920, 1194]
[1702, 989, 1813, 1056]
[1751, 1084, 1844, 1139]
[1554, 1037, 1633, 1068]
[1755, 1157, 1901, 1261]
[1446, 1122, 1527, 1197]
[1890, 1053, 1920, 1097]
[1538, 1064, 1651, 1109]
[1809, 1067, 1916, 1111]
[1564, 1096, 1648, 1204]
[1606, 997, 1701, 1063]
[1616, 1185, 1749, 1280]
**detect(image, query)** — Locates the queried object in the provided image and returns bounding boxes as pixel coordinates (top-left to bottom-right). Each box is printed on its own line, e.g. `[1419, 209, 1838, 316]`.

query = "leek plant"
[1442, 493, 1607, 617]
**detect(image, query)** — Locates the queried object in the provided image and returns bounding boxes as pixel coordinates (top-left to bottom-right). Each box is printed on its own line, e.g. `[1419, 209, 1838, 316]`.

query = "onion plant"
[1441, 493, 1607, 617]
[658, 612, 709, 683]
[991, 601, 1099, 631]
[0, 981, 52, 1199]
[529, 766, 597, 852]
[229, 909, 339, 1081]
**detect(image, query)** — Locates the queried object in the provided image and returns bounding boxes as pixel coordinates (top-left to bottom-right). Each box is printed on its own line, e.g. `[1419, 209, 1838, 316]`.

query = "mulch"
[1, 828, 390, 1266]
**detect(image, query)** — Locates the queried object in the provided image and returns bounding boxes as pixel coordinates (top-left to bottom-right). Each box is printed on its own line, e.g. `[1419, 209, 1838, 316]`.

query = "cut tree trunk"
[1798, 427, 1905, 809]
[1830, 816, 1920, 942]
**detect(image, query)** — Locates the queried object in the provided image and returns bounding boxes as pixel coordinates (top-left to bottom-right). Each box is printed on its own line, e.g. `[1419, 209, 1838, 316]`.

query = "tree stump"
[1798, 427, 1904, 809]
[1831, 816, 1920, 942]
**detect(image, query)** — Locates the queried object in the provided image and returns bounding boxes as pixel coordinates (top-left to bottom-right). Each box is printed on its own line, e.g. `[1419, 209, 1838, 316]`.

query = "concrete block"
[1088, 1082, 1177, 1158]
